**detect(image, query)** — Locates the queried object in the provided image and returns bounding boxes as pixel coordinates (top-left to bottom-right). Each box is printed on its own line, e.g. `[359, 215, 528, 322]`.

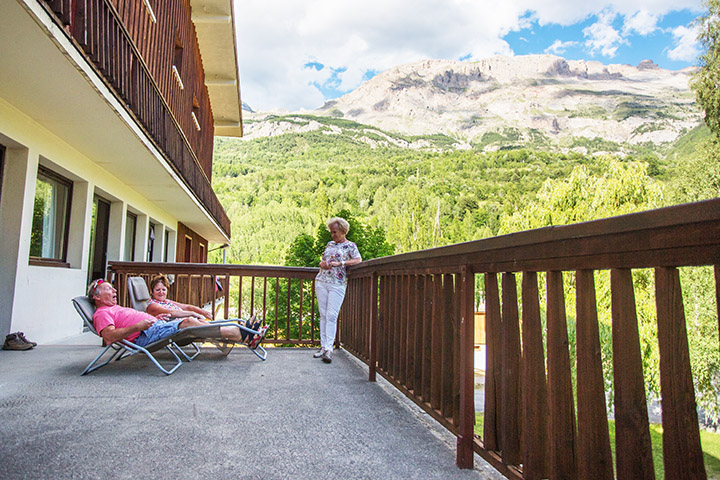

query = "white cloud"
[583, 10, 627, 57]
[623, 10, 659, 35]
[233, 0, 703, 111]
[545, 39, 578, 55]
[667, 24, 701, 61]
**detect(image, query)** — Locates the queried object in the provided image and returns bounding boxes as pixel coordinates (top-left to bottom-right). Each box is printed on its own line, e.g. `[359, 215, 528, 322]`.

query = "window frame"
[124, 211, 137, 261]
[29, 165, 73, 268]
[0, 144, 5, 204]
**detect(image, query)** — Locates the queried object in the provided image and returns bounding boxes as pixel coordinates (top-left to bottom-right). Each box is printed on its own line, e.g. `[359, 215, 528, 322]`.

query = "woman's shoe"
[249, 324, 269, 349]
[313, 348, 325, 358]
[321, 349, 332, 363]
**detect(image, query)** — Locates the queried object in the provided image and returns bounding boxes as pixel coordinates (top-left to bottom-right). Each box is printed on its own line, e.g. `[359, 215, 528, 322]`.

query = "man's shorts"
[134, 319, 183, 347]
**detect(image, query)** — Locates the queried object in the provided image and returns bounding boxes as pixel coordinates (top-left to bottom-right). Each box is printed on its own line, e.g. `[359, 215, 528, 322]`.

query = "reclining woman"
[147, 274, 216, 319]
[144, 274, 264, 346]
[88, 278, 265, 349]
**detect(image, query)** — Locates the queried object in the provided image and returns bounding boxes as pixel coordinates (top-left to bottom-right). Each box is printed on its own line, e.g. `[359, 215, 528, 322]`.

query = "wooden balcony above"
[191, 0, 243, 137]
[32, 0, 231, 238]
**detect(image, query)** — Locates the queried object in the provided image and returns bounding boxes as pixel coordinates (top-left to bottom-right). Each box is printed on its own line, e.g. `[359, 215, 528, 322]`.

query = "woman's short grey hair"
[327, 217, 350, 234]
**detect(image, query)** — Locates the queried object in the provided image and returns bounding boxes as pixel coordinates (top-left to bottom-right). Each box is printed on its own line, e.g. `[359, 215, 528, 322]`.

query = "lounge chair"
[71, 295, 268, 376]
[126, 276, 268, 359]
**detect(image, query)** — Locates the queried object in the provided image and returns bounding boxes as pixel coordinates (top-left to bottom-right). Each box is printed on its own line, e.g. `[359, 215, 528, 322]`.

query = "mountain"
[242, 55, 703, 155]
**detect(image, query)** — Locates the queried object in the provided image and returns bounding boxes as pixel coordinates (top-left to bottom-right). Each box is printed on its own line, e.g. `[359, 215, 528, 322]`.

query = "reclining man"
[88, 279, 264, 348]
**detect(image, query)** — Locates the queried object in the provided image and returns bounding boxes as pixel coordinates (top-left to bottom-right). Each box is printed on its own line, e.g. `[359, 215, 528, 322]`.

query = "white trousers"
[315, 281, 347, 351]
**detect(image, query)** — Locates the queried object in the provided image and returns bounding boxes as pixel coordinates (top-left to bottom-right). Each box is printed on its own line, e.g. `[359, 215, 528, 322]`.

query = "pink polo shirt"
[93, 305, 152, 342]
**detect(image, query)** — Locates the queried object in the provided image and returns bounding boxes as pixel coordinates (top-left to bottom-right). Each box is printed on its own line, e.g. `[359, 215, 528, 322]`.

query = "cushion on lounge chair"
[127, 276, 151, 311]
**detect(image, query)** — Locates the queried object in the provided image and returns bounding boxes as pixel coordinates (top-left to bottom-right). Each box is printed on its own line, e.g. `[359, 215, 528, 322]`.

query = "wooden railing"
[108, 262, 321, 345]
[38, 0, 230, 237]
[341, 198, 720, 478]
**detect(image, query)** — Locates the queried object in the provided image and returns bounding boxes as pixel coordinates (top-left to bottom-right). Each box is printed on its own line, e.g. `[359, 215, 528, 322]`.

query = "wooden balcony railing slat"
[362, 277, 368, 358]
[250, 276, 255, 315]
[611, 269, 656, 480]
[406, 275, 417, 392]
[377, 276, 385, 374]
[483, 272, 501, 451]
[386, 276, 394, 376]
[547, 270, 578, 479]
[422, 275, 433, 402]
[223, 274, 230, 320]
[575, 270, 614, 480]
[452, 273, 462, 428]
[521, 271, 549, 480]
[456, 266, 475, 469]
[240, 275, 246, 320]
[441, 273, 455, 420]
[350, 279, 358, 356]
[400, 275, 409, 387]
[369, 273, 379, 381]
[655, 267, 707, 480]
[500, 272, 521, 466]
[431, 273, 443, 411]
[285, 278, 291, 340]
[394, 275, 402, 380]
[297, 278, 302, 341]
[412, 275, 424, 394]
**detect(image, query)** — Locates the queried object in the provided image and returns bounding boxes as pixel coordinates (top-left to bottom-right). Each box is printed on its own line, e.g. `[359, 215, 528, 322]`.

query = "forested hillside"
[210, 112, 720, 416]
[210, 114, 704, 265]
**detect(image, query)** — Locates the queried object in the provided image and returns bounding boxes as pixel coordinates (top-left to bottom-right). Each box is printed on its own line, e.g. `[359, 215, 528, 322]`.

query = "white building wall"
[0, 98, 182, 344]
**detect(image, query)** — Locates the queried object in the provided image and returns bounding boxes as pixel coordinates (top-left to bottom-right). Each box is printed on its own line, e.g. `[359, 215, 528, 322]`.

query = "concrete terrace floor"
[0, 339, 504, 480]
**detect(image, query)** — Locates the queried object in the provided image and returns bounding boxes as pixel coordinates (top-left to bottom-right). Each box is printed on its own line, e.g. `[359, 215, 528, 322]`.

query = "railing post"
[611, 269, 655, 480]
[457, 265, 475, 469]
[369, 272, 378, 382]
[655, 267, 706, 480]
[521, 271, 548, 479]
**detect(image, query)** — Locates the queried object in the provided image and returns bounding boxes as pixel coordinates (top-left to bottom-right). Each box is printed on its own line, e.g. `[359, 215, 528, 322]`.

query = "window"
[164, 229, 170, 262]
[147, 223, 155, 261]
[87, 196, 110, 283]
[124, 212, 137, 261]
[184, 235, 192, 262]
[30, 166, 72, 265]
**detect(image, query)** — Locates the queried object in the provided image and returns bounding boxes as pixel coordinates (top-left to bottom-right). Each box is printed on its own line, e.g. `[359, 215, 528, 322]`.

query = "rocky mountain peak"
[309, 54, 700, 150]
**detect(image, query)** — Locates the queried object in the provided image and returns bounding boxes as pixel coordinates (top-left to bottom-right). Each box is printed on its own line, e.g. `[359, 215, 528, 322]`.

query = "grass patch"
[473, 413, 720, 479]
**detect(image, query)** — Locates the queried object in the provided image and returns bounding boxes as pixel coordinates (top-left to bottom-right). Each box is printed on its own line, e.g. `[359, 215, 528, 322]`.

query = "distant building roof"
[191, 0, 243, 137]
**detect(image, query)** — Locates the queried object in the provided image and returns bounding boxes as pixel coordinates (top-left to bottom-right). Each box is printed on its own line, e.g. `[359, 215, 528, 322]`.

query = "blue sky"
[234, 2, 704, 112]
[505, 9, 700, 70]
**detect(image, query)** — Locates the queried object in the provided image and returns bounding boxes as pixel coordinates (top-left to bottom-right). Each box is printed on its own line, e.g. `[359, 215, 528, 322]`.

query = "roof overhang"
[0, 0, 229, 243]
[190, 0, 244, 137]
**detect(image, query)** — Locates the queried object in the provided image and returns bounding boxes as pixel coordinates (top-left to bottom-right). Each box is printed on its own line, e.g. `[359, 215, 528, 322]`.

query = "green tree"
[693, 0, 720, 138]
[284, 233, 317, 267]
[499, 161, 666, 407]
[285, 209, 394, 267]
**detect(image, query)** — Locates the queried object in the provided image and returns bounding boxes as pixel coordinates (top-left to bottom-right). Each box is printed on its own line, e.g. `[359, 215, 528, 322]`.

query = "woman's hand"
[319, 260, 330, 270]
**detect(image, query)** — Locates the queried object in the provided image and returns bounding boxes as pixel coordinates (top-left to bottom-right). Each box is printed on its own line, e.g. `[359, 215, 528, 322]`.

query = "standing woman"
[314, 217, 362, 363]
